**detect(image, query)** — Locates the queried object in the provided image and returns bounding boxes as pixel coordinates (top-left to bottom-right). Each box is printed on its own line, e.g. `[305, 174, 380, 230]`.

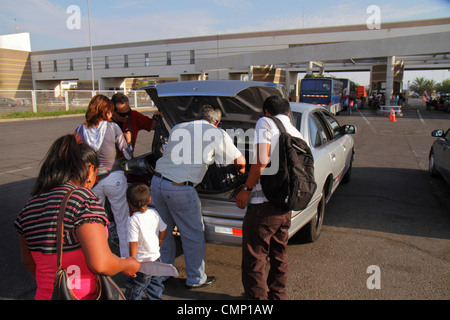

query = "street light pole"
[87, 0, 95, 91]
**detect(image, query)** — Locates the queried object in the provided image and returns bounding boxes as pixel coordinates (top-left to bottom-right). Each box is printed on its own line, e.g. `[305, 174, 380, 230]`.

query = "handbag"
[52, 188, 126, 300]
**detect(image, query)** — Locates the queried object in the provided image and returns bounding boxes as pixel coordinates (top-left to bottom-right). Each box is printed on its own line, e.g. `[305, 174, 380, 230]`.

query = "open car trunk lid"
[138, 80, 287, 200]
[140, 80, 287, 128]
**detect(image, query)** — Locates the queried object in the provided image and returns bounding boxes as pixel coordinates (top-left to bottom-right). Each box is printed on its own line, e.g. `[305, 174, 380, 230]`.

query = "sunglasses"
[115, 109, 131, 117]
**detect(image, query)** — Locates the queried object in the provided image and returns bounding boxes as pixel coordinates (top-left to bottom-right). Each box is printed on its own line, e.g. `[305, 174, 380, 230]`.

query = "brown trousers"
[241, 202, 291, 300]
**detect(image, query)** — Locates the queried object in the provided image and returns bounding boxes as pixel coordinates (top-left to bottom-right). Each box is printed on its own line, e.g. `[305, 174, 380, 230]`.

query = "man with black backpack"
[235, 96, 309, 300]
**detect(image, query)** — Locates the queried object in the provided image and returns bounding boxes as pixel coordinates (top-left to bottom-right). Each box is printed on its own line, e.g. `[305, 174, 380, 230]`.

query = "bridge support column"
[306, 61, 313, 76]
[386, 56, 395, 105]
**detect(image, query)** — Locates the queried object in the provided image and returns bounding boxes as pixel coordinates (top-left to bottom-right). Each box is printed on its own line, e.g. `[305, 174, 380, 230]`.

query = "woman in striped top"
[15, 134, 140, 300]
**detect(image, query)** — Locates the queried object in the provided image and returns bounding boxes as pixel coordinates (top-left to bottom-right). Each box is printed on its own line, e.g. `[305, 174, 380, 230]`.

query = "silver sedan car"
[130, 80, 356, 245]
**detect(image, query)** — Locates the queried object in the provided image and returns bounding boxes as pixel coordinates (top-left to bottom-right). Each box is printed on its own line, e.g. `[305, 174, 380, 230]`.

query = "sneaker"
[185, 276, 216, 289]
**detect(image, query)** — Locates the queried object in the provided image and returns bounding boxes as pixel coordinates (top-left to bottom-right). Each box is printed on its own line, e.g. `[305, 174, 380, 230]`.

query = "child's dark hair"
[126, 182, 151, 211]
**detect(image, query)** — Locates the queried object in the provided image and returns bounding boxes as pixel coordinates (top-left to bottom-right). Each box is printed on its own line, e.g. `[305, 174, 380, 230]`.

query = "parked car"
[444, 100, 450, 113]
[435, 93, 449, 110]
[0, 98, 18, 107]
[429, 128, 450, 185]
[441, 93, 450, 112]
[127, 80, 356, 245]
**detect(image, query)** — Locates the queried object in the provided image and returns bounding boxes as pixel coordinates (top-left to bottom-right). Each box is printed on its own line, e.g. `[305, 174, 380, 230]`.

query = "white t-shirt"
[155, 119, 242, 185]
[250, 114, 304, 204]
[127, 208, 167, 262]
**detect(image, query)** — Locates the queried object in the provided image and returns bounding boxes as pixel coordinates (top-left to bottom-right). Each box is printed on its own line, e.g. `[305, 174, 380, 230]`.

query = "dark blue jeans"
[125, 270, 165, 300]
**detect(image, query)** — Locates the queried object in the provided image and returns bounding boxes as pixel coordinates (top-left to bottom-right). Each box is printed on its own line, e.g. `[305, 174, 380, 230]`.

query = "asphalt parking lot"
[0, 99, 448, 302]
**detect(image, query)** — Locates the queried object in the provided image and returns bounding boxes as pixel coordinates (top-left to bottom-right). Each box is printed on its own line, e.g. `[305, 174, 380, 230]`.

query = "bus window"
[321, 81, 331, 91]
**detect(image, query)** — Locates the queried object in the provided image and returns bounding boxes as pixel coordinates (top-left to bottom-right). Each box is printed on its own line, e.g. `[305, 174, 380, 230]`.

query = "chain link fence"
[0, 90, 154, 115]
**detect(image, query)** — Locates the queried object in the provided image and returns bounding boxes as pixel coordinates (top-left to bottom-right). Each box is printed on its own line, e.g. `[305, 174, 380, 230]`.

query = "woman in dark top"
[15, 134, 140, 300]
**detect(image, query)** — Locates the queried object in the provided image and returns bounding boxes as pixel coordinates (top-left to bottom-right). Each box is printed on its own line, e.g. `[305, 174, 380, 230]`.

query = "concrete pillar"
[386, 56, 395, 105]
[285, 68, 290, 97]
[248, 66, 254, 81]
[306, 62, 313, 76]
[286, 70, 300, 101]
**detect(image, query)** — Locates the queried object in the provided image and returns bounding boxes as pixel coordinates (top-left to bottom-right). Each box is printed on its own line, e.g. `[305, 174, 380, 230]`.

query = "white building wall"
[0, 33, 31, 51]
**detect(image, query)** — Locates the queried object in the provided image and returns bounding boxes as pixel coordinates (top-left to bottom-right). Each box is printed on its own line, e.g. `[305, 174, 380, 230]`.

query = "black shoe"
[185, 276, 216, 289]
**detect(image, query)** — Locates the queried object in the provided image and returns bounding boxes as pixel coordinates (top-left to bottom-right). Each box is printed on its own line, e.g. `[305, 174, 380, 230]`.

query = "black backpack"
[260, 117, 317, 211]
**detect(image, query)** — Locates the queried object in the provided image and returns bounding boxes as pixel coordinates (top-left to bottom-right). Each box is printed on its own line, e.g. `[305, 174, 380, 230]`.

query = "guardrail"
[0, 89, 154, 114]
[379, 105, 402, 115]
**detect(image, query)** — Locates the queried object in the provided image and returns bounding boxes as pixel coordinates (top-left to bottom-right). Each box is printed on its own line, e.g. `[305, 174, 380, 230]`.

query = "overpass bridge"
[196, 30, 450, 101]
[5, 18, 448, 99]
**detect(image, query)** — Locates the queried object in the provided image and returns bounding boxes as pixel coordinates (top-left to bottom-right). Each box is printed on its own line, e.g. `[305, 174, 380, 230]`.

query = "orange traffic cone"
[389, 108, 397, 122]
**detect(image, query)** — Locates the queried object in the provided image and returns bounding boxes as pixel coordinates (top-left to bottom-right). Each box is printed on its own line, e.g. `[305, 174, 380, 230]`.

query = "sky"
[1, 0, 449, 85]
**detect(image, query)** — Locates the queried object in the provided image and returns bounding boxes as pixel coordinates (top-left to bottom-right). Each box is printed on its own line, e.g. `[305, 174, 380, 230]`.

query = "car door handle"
[331, 153, 336, 160]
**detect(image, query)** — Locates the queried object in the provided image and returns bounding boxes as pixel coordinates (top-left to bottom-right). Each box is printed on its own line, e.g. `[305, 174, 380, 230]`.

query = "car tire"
[298, 190, 325, 243]
[429, 151, 438, 177]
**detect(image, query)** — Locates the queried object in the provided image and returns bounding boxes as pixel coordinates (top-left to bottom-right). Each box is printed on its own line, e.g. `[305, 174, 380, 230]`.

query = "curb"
[0, 106, 157, 123]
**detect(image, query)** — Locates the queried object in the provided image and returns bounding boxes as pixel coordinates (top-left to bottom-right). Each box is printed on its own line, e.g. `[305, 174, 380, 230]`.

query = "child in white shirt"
[125, 182, 167, 300]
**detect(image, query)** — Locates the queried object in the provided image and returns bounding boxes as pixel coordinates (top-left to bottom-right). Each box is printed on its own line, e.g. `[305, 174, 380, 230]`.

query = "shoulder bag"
[52, 188, 126, 300]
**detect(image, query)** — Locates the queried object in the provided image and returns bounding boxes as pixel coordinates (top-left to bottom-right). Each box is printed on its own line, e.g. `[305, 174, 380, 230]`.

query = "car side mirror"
[343, 124, 356, 134]
[431, 129, 444, 137]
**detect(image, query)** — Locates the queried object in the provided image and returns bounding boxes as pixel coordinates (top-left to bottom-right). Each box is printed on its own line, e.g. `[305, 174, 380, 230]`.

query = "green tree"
[409, 77, 437, 95]
[436, 79, 450, 93]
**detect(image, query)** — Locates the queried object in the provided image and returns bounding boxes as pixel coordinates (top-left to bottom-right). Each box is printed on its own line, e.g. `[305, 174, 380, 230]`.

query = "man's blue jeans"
[125, 271, 165, 300]
[150, 176, 207, 287]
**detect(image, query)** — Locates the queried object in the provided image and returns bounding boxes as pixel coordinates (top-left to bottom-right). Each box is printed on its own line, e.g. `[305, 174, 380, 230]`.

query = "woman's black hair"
[31, 134, 98, 196]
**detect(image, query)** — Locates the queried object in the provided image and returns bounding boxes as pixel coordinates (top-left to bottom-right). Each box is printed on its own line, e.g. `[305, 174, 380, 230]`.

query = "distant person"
[349, 99, 354, 114]
[75, 94, 133, 257]
[15, 134, 140, 300]
[368, 94, 374, 109]
[125, 182, 167, 300]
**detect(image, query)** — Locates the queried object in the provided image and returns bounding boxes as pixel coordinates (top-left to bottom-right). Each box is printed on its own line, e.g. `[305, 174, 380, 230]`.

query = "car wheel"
[299, 190, 325, 243]
[429, 152, 438, 177]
